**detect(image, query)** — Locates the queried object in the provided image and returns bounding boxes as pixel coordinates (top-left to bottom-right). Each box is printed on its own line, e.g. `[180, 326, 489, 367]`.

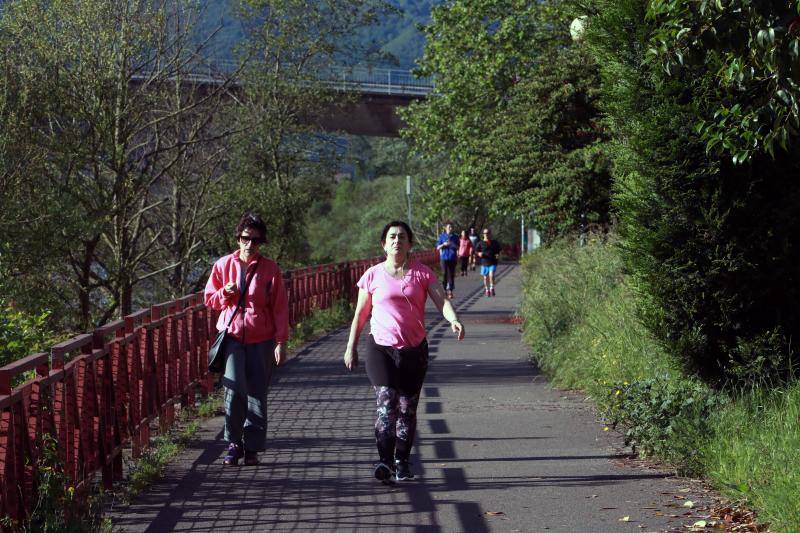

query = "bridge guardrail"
[0, 248, 438, 523]
[142, 60, 435, 97]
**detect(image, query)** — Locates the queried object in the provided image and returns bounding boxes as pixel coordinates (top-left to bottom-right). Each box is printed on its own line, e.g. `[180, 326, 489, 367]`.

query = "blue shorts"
[480, 264, 497, 276]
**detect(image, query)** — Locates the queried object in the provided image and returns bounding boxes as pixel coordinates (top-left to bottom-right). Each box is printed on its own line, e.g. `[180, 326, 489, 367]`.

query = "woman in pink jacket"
[204, 213, 289, 466]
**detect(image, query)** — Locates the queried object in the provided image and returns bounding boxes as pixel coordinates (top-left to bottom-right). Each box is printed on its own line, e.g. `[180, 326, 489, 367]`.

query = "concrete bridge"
[163, 63, 435, 136]
[316, 66, 433, 137]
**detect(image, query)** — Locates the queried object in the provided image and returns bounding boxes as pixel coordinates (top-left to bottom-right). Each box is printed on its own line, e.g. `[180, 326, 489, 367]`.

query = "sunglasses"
[238, 235, 264, 244]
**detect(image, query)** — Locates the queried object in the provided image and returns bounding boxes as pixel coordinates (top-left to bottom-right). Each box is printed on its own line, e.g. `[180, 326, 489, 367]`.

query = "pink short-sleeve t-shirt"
[357, 260, 435, 349]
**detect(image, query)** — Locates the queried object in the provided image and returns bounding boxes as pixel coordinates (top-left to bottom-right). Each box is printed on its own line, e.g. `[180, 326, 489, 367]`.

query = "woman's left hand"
[274, 343, 287, 365]
[451, 320, 465, 341]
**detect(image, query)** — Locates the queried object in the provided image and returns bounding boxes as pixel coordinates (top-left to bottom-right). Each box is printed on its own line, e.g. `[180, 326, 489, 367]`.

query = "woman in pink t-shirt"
[344, 220, 465, 484]
[458, 230, 473, 276]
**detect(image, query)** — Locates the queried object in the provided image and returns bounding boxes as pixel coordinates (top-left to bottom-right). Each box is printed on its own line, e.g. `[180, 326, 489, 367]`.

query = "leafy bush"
[604, 377, 722, 475]
[0, 433, 109, 532]
[0, 298, 49, 367]
[584, 0, 800, 386]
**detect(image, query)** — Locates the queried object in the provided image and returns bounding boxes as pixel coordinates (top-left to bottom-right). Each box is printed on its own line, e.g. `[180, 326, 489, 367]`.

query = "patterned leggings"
[365, 335, 429, 464]
[374, 386, 421, 463]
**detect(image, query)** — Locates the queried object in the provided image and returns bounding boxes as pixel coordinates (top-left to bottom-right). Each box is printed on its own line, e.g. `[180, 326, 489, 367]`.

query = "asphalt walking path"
[109, 263, 714, 532]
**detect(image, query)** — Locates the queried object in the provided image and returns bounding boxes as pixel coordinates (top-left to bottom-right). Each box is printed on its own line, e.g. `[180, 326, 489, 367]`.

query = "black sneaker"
[394, 459, 414, 481]
[374, 462, 394, 484]
[244, 450, 260, 466]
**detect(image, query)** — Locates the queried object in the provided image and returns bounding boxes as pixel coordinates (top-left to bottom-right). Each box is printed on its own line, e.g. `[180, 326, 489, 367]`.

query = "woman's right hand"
[344, 346, 358, 371]
[223, 282, 236, 295]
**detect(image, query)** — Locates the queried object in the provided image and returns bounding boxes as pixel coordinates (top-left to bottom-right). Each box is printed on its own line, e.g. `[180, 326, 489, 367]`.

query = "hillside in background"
[197, 0, 435, 69]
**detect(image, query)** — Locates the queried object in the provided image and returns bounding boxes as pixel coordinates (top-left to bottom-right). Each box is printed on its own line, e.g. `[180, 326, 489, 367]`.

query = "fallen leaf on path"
[619, 516, 631, 522]
[679, 488, 692, 493]
[683, 501, 695, 509]
[485, 511, 504, 516]
[692, 520, 707, 528]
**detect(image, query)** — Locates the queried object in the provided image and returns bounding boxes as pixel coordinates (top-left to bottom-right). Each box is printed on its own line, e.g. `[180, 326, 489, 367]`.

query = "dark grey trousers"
[221, 338, 276, 452]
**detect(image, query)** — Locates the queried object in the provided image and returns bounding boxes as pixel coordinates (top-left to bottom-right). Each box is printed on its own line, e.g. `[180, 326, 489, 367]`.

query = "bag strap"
[224, 256, 261, 330]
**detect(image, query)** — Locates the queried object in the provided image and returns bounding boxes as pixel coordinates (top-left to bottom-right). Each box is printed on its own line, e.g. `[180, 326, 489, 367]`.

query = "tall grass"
[521, 236, 681, 391]
[703, 384, 800, 531]
[288, 298, 353, 352]
[519, 237, 799, 530]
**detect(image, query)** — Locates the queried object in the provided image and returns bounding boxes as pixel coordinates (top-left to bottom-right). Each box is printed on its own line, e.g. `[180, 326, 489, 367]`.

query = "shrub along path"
[109, 264, 717, 532]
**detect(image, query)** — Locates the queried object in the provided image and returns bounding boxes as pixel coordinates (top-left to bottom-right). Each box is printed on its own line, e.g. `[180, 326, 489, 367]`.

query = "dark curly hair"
[234, 213, 267, 243]
[380, 220, 413, 245]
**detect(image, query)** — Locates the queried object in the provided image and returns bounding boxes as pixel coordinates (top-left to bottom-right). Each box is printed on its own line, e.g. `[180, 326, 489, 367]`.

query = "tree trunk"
[77, 237, 100, 331]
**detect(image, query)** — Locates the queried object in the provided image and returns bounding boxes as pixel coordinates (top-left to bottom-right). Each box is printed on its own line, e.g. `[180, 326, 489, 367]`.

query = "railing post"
[283, 270, 294, 327]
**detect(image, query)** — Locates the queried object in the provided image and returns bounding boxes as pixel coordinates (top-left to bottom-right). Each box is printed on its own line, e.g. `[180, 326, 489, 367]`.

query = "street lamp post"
[406, 175, 413, 228]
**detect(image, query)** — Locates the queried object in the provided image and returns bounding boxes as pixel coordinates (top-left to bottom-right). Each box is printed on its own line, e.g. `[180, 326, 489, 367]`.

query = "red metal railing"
[0, 249, 437, 522]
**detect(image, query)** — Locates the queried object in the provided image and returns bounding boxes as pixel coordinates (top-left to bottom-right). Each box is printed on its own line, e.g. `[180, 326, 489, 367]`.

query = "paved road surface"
[109, 264, 713, 532]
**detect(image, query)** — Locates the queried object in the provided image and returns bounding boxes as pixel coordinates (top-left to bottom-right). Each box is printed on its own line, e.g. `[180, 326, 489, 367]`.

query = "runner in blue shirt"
[436, 222, 459, 299]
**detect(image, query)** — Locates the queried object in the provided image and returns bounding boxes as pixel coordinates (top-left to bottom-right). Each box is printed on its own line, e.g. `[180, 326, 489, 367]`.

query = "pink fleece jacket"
[204, 251, 289, 344]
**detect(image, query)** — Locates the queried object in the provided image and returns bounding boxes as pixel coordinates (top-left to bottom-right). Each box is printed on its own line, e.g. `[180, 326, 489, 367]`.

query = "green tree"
[222, 0, 394, 266]
[402, 0, 611, 240]
[0, 0, 232, 328]
[306, 175, 412, 263]
[150, 76, 235, 300]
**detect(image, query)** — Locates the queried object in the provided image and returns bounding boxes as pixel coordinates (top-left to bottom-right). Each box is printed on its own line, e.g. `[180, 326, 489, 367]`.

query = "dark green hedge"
[586, 0, 800, 386]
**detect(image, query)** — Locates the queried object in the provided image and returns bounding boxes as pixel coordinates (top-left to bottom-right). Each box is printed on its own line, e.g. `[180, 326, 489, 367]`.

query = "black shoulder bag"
[208, 257, 260, 373]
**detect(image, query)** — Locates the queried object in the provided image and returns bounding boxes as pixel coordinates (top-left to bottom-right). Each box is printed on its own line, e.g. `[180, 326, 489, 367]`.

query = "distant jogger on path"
[458, 230, 473, 276]
[475, 227, 501, 297]
[436, 221, 459, 299]
[344, 220, 465, 484]
[468, 227, 480, 271]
